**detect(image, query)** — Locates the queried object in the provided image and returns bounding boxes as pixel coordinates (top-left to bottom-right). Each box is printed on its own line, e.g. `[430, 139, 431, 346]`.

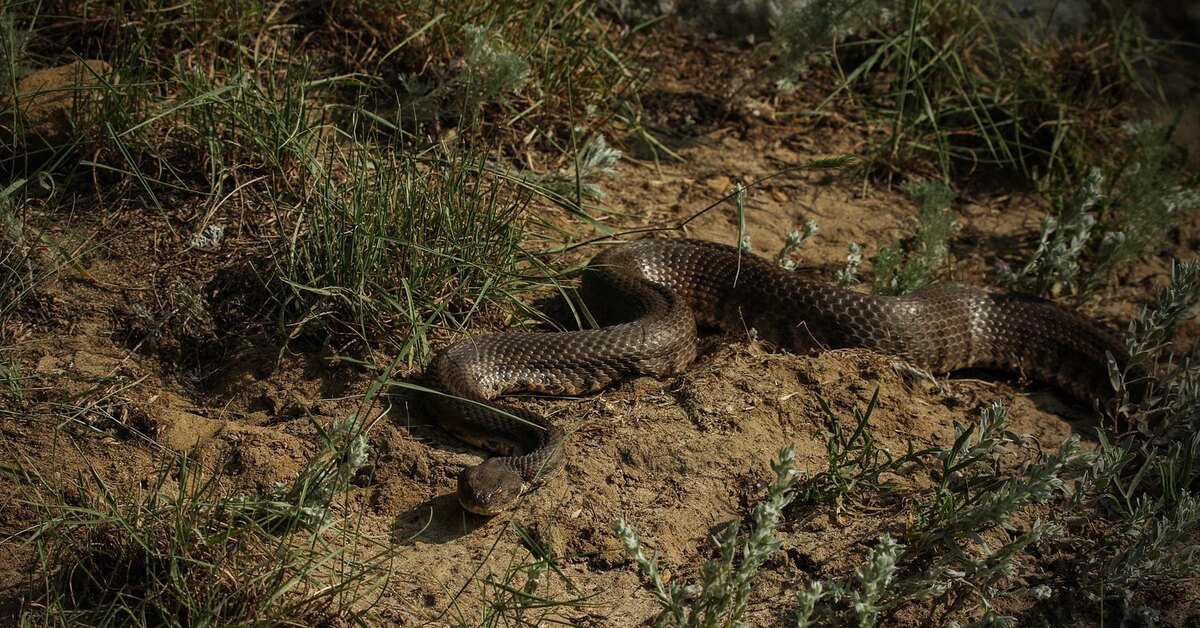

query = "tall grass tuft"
[274, 143, 544, 361]
[774, 0, 1163, 184]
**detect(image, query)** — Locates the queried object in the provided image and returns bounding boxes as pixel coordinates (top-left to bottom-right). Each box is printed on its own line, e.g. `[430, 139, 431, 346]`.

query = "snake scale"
[428, 238, 1133, 514]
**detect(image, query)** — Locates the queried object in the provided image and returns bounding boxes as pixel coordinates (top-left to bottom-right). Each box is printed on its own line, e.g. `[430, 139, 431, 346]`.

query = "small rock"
[410, 456, 431, 482]
[702, 175, 731, 194]
[35, 354, 61, 374]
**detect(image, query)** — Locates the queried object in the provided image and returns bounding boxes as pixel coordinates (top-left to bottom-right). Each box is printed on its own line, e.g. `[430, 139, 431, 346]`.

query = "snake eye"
[457, 460, 525, 516]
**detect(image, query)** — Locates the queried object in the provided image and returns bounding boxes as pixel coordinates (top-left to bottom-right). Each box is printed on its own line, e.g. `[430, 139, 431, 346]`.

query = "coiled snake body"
[429, 238, 1131, 514]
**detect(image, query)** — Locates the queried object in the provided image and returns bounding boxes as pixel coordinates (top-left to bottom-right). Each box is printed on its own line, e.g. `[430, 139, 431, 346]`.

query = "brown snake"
[428, 238, 1133, 515]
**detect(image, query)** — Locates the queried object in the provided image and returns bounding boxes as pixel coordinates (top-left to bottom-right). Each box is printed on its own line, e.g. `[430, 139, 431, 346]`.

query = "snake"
[427, 237, 1135, 515]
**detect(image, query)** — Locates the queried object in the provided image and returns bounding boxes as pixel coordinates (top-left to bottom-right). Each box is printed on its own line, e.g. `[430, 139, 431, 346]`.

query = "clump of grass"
[98, 58, 330, 217]
[776, 0, 1161, 184]
[768, 0, 886, 91]
[274, 143, 545, 361]
[11, 4, 331, 212]
[613, 446, 799, 627]
[15, 409, 395, 626]
[872, 179, 956, 295]
[385, 0, 642, 133]
[1004, 124, 1200, 298]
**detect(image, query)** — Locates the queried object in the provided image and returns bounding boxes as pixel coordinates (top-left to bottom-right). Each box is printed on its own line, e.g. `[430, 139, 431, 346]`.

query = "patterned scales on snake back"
[428, 238, 1133, 515]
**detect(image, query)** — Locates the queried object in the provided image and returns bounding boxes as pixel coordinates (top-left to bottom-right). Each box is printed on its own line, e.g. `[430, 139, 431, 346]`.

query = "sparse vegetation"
[614, 446, 800, 627]
[628, 259, 1200, 625]
[441, 521, 593, 627]
[1006, 123, 1200, 298]
[15, 407, 396, 626]
[1068, 259, 1200, 616]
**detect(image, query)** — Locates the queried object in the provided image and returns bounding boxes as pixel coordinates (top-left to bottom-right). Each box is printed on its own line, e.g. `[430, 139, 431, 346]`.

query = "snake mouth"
[457, 496, 507, 516]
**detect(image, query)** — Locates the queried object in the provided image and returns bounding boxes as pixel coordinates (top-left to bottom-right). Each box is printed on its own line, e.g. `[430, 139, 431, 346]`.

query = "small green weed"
[836, 242, 865, 286]
[614, 446, 799, 627]
[800, 387, 900, 513]
[1005, 125, 1200, 298]
[872, 179, 956, 295]
[776, 220, 820, 270]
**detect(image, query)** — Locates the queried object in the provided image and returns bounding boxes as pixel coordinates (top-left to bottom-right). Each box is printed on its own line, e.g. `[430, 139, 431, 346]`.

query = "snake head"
[457, 459, 526, 516]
